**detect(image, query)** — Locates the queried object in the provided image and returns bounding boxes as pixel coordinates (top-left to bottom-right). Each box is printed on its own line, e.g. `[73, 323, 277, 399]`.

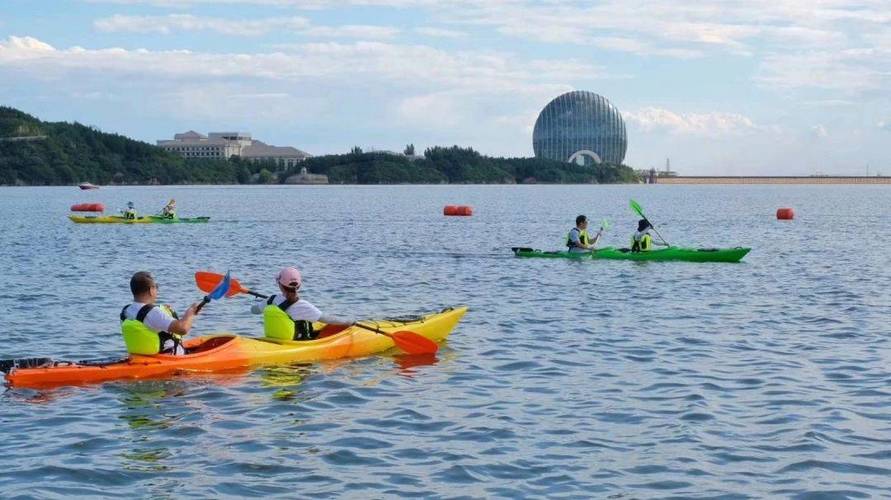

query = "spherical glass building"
[532, 91, 627, 166]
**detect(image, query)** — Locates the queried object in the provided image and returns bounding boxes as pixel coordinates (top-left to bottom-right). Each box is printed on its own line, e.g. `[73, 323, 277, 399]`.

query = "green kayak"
[511, 246, 751, 263]
[69, 215, 210, 224]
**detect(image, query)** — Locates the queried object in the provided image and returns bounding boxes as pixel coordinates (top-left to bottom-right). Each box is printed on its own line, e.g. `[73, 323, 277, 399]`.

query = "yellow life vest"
[631, 233, 653, 252]
[566, 227, 590, 248]
[263, 295, 315, 341]
[120, 304, 179, 355]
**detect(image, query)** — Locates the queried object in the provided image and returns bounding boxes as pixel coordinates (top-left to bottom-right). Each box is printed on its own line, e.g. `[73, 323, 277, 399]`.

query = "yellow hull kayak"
[69, 215, 210, 224]
[4, 306, 467, 388]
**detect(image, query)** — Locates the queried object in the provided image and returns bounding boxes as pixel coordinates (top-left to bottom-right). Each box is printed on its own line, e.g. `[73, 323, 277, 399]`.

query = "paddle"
[194, 271, 438, 355]
[630, 199, 669, 246]
[195, 271, 231, 312]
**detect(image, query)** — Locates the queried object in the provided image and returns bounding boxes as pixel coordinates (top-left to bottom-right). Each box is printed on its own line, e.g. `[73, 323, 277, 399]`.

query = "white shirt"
[122, 303, 175, 332]
[267, 296, 323, 322]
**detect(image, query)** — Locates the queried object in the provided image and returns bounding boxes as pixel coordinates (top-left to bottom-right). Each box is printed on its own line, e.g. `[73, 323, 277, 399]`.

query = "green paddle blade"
[600, 219, 610, 231]
[630, 199, 645, 218]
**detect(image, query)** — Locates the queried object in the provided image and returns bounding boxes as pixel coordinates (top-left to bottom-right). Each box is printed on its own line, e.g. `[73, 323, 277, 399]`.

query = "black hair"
[130, 271, 155, 296]
[575, 215, 587, 226]
[637, 219, 652, 232]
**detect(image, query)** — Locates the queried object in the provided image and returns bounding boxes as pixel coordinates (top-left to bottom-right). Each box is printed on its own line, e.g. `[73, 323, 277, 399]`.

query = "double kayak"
[512, 246, 750, 263]
[69, 215, 210, 224]
[3, 306, 467, 388]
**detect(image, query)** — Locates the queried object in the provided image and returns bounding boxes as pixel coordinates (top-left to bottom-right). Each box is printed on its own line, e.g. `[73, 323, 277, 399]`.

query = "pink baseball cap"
[277, 267, 302, 289]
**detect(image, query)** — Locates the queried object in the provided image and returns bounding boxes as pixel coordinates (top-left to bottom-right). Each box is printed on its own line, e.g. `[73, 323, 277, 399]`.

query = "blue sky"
[1, 0, 889, 175]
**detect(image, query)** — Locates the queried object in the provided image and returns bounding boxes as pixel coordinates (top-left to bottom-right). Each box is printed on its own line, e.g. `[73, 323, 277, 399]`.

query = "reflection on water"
[258, 364, 310, 401]
[393, 353, 438, 371]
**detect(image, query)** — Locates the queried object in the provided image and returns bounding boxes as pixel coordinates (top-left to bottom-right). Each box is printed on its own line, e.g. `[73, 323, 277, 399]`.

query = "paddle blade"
[390, 331, 439, 355]
[630, 199, 645, 218]
[209, 271, 231, 300]
[195, 271, 245, 297]
[600, 219, 610, 231]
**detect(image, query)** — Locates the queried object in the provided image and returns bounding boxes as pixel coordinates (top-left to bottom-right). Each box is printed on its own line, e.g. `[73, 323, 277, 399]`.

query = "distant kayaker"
[251, 267, 354, 341]
[161, 199, 176, 219]
[566, 215, 601, 253]
[631, 219, 668, 252]
[123, 201, 137, 220]
[120, 271, 199, 356]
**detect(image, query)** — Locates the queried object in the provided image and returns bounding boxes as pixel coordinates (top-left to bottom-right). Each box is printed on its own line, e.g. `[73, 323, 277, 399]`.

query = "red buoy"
[444, 205, 472, 216]
[71, 203, 105, 212]
[776, 208, 794, 220]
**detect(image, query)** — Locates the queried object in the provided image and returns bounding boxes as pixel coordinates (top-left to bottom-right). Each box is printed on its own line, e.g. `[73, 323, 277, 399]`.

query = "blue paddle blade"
[209, 271, 231, 300]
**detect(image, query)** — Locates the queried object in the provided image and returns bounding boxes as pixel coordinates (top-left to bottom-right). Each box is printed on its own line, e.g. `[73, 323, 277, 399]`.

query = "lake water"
[1, 184, 890, 498]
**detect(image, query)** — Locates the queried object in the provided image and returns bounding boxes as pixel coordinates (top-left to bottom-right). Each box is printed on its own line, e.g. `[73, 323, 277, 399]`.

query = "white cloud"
[811, 124, 828, 137]
[623, 107, 757, 136]
[0, 35, 604, 153]
[756, 48, 891, 92]
[94, 14, 399, 38]
[86, 0, 442, 7]
[414, 27, 467, 39]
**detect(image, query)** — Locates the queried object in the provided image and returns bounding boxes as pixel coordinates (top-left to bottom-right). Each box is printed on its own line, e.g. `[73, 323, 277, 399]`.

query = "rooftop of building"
[241, 140, 310, 158]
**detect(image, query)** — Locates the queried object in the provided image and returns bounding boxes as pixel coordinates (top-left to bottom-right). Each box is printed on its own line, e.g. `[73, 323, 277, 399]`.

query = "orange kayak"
[4, 307, 466, 389]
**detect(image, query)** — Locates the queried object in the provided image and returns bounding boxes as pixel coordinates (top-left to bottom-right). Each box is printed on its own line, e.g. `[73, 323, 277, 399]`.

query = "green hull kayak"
[69, 215, 210, 224]
[512, 246, 750, 263]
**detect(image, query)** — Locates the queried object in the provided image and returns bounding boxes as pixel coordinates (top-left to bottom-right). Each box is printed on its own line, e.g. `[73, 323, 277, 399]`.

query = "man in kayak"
[120, 272, 199, 355]
[160, 199, 176, 219]
[631, 219, 669, 252]
[123, 201, 137, 220]
[566, 215, 601, 253]
[251, 267, 354, 341]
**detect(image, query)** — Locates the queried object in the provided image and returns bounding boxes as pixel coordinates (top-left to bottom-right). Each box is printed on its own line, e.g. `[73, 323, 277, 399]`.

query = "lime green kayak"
[69, 215, 210, 224]
[512, 246, 750, 263]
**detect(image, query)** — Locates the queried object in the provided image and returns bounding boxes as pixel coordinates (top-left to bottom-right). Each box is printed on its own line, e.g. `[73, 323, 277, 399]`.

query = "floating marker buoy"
[70, 203, 105, 212]
[776, 208, 794, 220]
[444, 205, 472, 216]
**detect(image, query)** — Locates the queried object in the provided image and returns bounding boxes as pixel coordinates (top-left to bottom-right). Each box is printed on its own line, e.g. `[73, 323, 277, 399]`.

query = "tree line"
[0, 106, 639, 186]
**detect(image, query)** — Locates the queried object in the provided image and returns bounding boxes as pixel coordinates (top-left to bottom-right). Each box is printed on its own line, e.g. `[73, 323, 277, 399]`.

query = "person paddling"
[631, 219, 669, 252]
[120, 272, 199, 355]
[251, 267, 354, 341]
[123, 201, 137, 220]
[160, 199, 176, 219]
[566, 215, 601, 253]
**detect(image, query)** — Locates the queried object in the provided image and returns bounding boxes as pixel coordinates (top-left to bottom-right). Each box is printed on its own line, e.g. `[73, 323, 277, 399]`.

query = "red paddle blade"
[390, 331, 439, 355]
[195, 271, 246, 297]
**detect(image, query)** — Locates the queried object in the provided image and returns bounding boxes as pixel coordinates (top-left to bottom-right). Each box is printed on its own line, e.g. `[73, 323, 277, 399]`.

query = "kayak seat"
[618, 248, 631, 253]
[316, 324, 349, 339]
[186, 336, 236, 354]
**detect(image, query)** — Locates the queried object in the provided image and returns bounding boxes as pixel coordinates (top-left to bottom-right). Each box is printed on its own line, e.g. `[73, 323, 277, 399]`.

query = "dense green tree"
[0, 106, 640, 185]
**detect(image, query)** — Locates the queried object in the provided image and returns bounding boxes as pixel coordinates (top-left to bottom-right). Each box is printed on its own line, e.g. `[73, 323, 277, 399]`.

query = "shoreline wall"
[655, 176, 891, 185]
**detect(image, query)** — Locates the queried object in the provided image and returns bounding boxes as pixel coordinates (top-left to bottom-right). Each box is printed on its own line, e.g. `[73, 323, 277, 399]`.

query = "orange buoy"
[444, 205, 472, 216]
[776, 208, 794, 220]
[71, 203, 105, 212]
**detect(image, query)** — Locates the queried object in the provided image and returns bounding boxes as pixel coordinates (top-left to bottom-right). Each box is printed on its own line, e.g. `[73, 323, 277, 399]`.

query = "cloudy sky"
[1, 0, 889, 174]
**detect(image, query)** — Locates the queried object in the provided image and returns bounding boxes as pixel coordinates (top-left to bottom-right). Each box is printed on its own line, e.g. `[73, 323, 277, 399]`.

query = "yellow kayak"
[3, 306, 467, 388]
[68, 214, 210, 224]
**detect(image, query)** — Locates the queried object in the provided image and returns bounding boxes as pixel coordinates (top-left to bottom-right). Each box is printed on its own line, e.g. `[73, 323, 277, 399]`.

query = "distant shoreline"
[654, 176, 891, 185]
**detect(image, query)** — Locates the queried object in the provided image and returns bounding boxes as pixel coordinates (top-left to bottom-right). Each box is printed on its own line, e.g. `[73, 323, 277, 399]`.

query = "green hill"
[0, 107, 249, 185]
[0, 106, 640, 185]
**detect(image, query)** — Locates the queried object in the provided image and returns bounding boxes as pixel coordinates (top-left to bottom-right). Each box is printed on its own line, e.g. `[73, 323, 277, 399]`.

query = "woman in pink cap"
[251, 266, 354, 341]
